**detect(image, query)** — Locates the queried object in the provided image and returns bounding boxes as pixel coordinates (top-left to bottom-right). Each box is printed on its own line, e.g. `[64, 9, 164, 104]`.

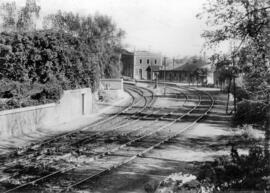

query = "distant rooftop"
[148, 65, 161, 71]
[134, 50, 162, 57]
[120, 49, 134, 55]
[120, 49, 162, 57]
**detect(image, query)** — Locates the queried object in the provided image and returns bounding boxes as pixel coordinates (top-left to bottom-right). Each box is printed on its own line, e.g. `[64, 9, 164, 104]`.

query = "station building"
[121, 50, 163, 80]
[154, 66, 208, 85]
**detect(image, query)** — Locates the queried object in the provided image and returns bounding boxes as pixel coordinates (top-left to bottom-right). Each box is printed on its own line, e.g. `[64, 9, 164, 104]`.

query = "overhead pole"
[232, 54, 236, 114]
[265, 92, 270, 165]
[151, 59, 153, 81]
[163, 57, 166, 96]
[230, 40, 237, 114]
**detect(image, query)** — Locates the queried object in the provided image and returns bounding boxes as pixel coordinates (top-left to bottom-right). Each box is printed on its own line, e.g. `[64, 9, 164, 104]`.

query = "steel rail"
[68, 86, 187, 158]
[1, 85, 154, 193]
[4, 86, 201, 193]
[2, 84, 213, 193]
[105, 86, 164, 132]
[0, 86, 134, 159]
[62, 86, 214, 192]
[0, 86, 147, 182]
[67, 86, 156, 146]
[1, 85, 142, 157]
[116, 87, 190, 137]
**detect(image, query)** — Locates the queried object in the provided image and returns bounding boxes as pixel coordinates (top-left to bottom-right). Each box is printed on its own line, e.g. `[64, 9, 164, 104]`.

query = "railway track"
[0, 85, 150, 160]
[0, 83, 214, 193]
[0, 86, 135, 160]
[0, 85, 155, 184]
[107, 89, 192, 140]
[98, 85, 156, 131]
[103, 86, 189, 137]
[61, 86, 214, 193]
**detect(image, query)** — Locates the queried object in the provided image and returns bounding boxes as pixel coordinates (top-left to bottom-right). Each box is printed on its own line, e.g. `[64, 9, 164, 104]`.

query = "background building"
[154, 57, 211, 85]
[121, 50, 162, 80]
[120, 49, 134, 78]
[154, 66, 208, 85]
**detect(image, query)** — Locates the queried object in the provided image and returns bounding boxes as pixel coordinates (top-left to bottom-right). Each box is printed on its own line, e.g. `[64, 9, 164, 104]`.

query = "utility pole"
[232, 55, 237, 114]
[151, 59, 153, 81]
[230, 41, 237, 114]
[163, 57, 166, 96]
[264, 91, 270, 174]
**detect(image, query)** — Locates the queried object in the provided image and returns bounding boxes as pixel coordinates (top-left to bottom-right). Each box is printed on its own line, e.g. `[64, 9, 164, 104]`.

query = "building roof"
[150, 65, 162, 71]
[169, 62, 208, 72]
[134, 50, 162, 57]
[120, 49, 134, 56]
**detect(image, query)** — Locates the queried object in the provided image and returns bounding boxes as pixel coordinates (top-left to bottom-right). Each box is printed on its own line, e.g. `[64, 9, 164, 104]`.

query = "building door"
[147, 71, 151, 80]
[146, 66, 151, 80]
[139, 69, 142, 80]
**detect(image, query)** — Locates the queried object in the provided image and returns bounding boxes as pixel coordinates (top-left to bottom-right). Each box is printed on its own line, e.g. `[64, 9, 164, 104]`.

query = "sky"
[4, 0, 208, 57]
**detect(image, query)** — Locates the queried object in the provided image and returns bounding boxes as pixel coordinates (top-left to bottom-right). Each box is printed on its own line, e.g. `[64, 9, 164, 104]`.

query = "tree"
[17, 0, 40, 31]
[210, 54, 237, 113]
[199, 0, 270, 181]
[43, 11, 124, 79]
[198, 0, 270, 92]
[199, 0, 270, 115]
[43, 11, 80, 33]
[0, 0, 40, 32]
[0, 1, 17, 31]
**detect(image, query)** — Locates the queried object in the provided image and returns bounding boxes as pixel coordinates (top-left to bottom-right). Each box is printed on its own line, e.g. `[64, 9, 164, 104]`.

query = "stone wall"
[0, 88, 93, 138]
[100, 79, 123, 90]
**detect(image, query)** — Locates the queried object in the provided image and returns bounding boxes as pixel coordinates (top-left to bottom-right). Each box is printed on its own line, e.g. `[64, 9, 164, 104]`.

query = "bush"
[30, 81, 63, 103]
[0, 29, 122, 110]
[6, 98, 20, 109]
[231, 86, 249, 101]
[233, 99, 266, 126]
[20, 99, 39, 107]
[0, 78, 63, 110]
[198, 146, 270, 191]
[0, 30, 121, 91]
[0, 100, 8, 110]
[0, 79, 32, 99]
[0, 31, 100, 91]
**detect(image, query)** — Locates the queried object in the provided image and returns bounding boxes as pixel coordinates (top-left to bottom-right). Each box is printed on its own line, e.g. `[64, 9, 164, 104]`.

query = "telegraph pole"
[231, 41, 237, 114]
[263, 90, 270, 175]
[151, 59, 153, 81]
[163, 57, 166, 96]
[232, 55, 237, 114]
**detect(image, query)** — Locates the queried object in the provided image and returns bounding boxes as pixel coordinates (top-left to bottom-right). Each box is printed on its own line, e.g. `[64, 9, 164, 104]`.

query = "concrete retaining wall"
[0, 88, 93, 138]
[100, 79, 123, 90]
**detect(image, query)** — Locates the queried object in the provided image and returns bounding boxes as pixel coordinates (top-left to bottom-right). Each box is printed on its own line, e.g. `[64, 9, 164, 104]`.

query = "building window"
[147, 59, 149, 64]
[155, 60, 157, 64]
[140, 59, 142, 64]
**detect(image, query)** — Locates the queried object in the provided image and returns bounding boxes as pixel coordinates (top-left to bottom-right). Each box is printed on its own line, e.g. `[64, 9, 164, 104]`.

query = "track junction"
[0, 81, 218, 193]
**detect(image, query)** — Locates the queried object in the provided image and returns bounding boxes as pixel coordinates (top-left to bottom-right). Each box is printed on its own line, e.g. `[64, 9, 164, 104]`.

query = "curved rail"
[115, 87, 190, 137]
[1, 85, 145, 158]
[0, 86, 134, 158]
[1, 85, 155, 193]
[67, 85, 156, 146]
[2, 84, 214, 193]
[0, 86, 150, 183]
[62, 85, 214, 192]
